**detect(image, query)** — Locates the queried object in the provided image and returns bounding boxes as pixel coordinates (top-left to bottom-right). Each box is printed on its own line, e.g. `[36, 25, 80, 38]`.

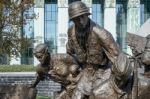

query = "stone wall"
[0, 85, 37, 99]
[0, 72, 61, 99]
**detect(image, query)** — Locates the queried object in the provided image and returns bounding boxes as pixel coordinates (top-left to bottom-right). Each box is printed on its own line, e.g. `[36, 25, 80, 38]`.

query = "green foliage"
[0, 65, 36, 72]
[36, 96, 51, 99]
[0, 0, 34, 58]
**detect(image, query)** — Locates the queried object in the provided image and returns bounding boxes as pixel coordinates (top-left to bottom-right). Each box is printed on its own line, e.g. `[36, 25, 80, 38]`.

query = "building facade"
[10, 0, 150, 65]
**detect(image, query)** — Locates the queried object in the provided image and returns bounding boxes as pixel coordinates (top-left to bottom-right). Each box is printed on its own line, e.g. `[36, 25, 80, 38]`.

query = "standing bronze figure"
[67, 1, 132, 99]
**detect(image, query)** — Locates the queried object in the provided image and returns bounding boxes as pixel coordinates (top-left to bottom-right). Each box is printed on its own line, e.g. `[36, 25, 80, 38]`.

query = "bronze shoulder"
[67, 24, 75, 36]
[93, 24, 113, 41]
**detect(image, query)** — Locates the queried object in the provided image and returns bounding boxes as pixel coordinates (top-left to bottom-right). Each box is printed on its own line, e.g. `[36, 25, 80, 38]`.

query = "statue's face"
[35, 52, 47, 64]
[72, 14, 89, 29]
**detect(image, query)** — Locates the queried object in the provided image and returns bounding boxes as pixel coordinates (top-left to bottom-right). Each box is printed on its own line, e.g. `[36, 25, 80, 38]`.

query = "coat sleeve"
[94, 25, 132, 83]
[66, 26, 75, 55]
[93, 25, 120, 63]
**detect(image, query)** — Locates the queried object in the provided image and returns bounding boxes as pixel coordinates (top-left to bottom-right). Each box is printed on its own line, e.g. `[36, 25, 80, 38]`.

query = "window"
[21, 7, 34, 64]
[116, 0, 128, 52]
[140, 0, 150, 25]
[44, 0, 58, 53]
[92, 0, 104, 26]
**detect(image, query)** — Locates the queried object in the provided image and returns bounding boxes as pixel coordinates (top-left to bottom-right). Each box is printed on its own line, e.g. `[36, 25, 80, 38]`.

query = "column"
[104, 0, 117, 40]
[127, 0, 140, 54]
[33, 0, 45, 66]
[127, 0, 140, 34]
[57, 0, 68, 53]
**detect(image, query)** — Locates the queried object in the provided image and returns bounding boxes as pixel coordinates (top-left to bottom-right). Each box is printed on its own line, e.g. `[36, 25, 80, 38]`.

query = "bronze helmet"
[34, 43, 49, 64]
[34, 43, 48, 55]
[68, 1, 90, 20]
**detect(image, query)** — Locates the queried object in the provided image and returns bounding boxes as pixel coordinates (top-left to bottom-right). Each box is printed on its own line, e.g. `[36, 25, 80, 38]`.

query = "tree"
[0, 0, 34, 61]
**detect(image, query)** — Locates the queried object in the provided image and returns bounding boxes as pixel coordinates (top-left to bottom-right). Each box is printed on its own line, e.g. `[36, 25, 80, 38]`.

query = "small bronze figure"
[30, 43, 81, 99]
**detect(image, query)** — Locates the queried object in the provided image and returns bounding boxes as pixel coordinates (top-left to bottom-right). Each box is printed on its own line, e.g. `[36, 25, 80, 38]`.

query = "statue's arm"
[94, 26, 120, 63]
[66, 26, 83, 66]
[95, 26, 132, 87]
[66, 27, 75, 55]
[48, 70, 71, 85]
[30, 75, 41, 88]
[30, 65, 45, 88]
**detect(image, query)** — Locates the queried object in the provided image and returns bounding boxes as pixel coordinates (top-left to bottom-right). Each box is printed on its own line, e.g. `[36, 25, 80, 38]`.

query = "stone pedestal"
[0, 85, 37, 99]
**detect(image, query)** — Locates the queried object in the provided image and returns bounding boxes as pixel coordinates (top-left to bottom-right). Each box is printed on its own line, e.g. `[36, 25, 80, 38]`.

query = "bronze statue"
[67, 1, 132, 99]
[30, 43, 81, 99]
[30, 2, 150, 99]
